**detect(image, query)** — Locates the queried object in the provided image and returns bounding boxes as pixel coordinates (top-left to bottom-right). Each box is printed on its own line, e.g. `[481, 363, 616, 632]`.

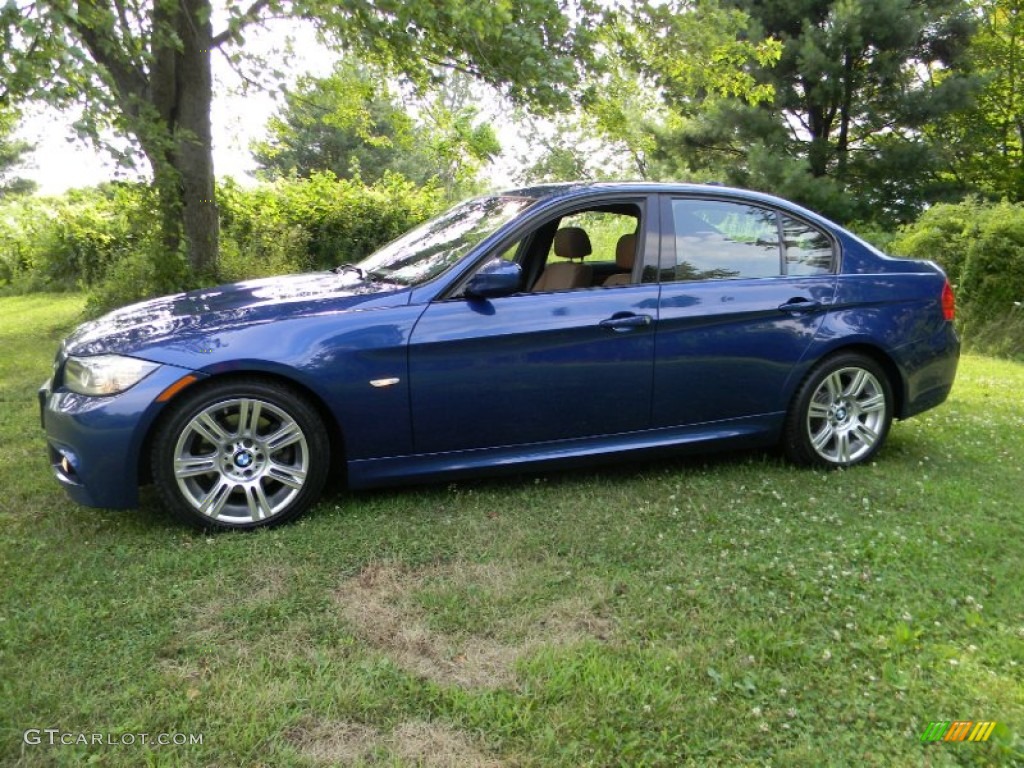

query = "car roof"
[497, 181, 835, 227]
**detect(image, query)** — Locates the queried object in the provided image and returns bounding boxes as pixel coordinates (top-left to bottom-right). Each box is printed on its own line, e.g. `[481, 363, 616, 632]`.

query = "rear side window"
[667, 199, 834, 281]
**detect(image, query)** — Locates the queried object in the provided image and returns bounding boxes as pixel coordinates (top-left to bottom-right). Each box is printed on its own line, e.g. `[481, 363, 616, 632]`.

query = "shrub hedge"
[0, 172, 444, 314]
[891, 199, 1024, 358]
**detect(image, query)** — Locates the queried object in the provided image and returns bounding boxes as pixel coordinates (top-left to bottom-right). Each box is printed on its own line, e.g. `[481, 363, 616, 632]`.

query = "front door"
[409, 285, 660, 453]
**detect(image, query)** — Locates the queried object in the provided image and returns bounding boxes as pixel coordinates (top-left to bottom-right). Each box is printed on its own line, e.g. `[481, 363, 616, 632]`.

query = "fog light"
[52, 447, 82, 483]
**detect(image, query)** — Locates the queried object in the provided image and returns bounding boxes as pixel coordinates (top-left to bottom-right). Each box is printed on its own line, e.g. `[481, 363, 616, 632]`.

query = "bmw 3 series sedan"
[40, 183, 960, 530]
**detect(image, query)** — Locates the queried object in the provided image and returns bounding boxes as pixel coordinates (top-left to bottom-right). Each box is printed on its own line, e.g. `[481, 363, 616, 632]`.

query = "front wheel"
[152, 379, 330, 530]
[783, 353, 893, 468]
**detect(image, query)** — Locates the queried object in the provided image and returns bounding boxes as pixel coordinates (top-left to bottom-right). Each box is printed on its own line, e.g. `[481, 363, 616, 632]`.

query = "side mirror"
[464, 259, 522, 299]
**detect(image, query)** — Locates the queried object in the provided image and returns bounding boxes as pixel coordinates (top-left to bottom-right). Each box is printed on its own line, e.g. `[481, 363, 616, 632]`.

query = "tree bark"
[147, 0, 218, 277]
[836, 51, 855, 179]
[807, 104, 831, 177]
[68, 0, 219, 278]
[174, 0, 218, 277]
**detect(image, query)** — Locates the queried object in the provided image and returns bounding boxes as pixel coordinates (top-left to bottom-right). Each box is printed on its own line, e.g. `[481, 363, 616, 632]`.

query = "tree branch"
[65, 1, 148, 115]
[110, 0, 148, 76]
[0, 34, 41, 103]
[211, 0, 272, 48]
[214, 46, 275, 95]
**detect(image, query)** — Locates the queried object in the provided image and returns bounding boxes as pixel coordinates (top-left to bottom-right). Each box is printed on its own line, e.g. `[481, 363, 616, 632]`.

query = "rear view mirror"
[465, 259, 522, 299]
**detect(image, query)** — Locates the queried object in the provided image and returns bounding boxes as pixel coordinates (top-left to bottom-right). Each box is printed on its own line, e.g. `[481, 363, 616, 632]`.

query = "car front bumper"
[40, 363, 200, 509]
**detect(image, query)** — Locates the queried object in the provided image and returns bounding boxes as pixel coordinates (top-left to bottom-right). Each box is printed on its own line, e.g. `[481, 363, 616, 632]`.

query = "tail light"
[941, 280, 955, 321]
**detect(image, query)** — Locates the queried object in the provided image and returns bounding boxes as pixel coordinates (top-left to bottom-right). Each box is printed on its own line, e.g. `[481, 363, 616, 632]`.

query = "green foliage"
[417, 77, 502, 200]
[312, 0, 591, 110]
[84, 244, 191, 319]
[0, 108, 35, 199]
[928, 0, 1024, 201]
[523, 0, 783, 184]
[0, 184, 160, 294]
[845, 222, 898, 253]
[622, 0, 781, 110]
[218, 172, 445, 282]
[647, 0, 978, 226]
[518, 137, 594, 184]
[1, 175, 443, 315]
[892, 199, 1024, 356]
[253, 60, 433, 185]
[3, 0, 594, 280]
[255, 64, 500, 202]
[732, 141, 860, 222]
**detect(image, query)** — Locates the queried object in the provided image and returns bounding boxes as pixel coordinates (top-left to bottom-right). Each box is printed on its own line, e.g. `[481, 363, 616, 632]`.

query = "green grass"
[1, 293, 1021, 766]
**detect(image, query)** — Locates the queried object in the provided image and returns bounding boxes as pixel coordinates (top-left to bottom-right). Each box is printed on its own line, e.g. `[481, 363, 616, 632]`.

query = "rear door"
[653, 195, 837, 427]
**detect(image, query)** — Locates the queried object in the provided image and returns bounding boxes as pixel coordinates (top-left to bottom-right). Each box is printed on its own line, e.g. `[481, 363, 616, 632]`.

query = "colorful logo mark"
[921, 721, 997, 742]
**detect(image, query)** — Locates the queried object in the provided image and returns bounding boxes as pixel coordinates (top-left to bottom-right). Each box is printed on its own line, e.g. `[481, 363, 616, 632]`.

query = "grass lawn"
[1, 293, 1021, 767]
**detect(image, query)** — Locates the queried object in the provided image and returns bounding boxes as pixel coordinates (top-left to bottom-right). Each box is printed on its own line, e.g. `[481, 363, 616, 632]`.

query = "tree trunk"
[142, 0, 218, 278]
[174, 0, 218, 278]
[807, 104, 831, 177]
[836, 52, 855, 179]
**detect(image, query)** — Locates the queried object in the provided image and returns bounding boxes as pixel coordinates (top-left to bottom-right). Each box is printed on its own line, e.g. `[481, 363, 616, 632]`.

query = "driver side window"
[527, 206, 643, 292]
[458, 202, 646, 298]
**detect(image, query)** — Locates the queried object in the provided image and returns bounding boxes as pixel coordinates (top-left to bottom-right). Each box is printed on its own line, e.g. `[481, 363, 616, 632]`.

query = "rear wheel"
[784, 353, 893, 468]
[152, 379, 329, 530]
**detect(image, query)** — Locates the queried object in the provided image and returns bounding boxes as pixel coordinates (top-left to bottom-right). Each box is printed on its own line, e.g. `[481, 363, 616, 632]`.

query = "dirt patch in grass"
[184, 561, 293, 631]
[161, 561, 296, 677]
[334, 561, 612, 689]
[287, 718, 504, 767]
[286, 719, 380, 765]
[390, 721, 504, 767]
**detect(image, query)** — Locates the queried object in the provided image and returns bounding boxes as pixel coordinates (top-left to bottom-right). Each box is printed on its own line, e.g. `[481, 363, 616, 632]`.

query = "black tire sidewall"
[151, 378, 330, 530]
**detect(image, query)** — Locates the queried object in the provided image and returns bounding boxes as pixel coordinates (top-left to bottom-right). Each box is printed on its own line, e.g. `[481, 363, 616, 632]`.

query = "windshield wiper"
[332, 264, 366, 279]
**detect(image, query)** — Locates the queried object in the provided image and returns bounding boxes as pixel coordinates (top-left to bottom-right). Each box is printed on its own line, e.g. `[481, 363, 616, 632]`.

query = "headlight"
[64, 355, 160, 396]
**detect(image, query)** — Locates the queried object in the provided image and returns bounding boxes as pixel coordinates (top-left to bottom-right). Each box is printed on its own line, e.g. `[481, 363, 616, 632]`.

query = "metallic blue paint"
[464, 258, 524, 298]
[408, 283, 660, 452]
[40, 362, 203, 507]
[40, 182, 960, 513]
[653, 275, 837, 427]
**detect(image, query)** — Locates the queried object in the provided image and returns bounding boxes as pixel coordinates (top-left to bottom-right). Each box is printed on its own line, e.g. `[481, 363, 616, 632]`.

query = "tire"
[152, 378, 330, 530]
[783, 353, 893, 468]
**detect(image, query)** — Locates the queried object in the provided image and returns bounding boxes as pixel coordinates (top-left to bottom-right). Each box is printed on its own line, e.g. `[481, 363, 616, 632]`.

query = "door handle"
[778, 298, 822, 314]
[599, 313, 653, 331]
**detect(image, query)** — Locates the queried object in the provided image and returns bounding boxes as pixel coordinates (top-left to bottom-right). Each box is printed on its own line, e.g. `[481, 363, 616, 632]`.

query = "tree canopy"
[3, 0, 1024, 286]
[646, 0, 977, 223]
[1, 0, 592, 277]
[0, 108, 36, 198]
[254, 63, 499, 199]
[253, 61, 433, 185]
[928, 0, 1024, 200]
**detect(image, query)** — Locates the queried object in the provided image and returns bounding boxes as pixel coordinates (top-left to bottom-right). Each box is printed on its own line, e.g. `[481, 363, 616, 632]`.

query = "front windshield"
[356, 195, 536, 286]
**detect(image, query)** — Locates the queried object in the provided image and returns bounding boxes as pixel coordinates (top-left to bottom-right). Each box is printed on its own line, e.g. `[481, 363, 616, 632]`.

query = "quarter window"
[782, 215, 834, 275]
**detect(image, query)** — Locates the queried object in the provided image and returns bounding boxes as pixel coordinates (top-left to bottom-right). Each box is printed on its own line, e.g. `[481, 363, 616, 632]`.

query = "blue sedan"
[40, 183, 960, 529]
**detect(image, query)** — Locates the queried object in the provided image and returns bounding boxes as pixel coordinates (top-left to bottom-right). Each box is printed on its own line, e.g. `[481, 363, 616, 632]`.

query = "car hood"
[63, 272, 411, 357]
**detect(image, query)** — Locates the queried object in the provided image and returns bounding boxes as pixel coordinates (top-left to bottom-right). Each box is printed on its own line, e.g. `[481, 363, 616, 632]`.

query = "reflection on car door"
[653, 196, 838, 427]
[408, 285, 660, 454]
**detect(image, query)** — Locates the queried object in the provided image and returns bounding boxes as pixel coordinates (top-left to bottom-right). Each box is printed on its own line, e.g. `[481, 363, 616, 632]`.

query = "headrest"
[616, 233, 637, 269]
[553, 227, 592, 260]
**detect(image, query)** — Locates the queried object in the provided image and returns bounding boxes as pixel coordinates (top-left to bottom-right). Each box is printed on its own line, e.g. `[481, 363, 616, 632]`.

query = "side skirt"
[346, 413, 784, 489]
